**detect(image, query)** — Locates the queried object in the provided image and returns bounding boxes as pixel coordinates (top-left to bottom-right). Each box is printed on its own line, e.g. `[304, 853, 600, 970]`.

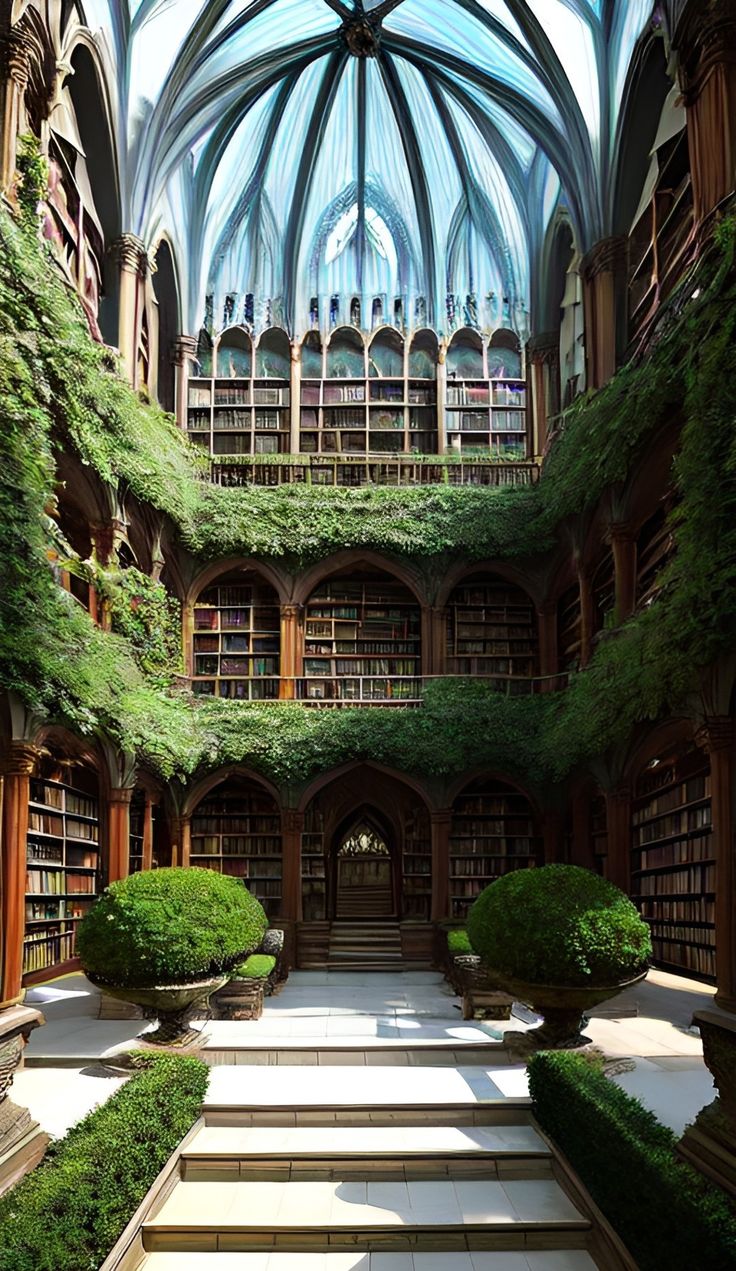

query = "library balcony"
[189, 673, 568, 706]
[207, 455, 540, 488]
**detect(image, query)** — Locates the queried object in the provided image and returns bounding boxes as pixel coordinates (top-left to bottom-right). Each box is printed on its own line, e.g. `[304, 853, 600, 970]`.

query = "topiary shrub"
[77, 867, 267, 989]
[233, 954, 276, 980]
[467, 863, 651, 988]
[447, 929, 473, 955]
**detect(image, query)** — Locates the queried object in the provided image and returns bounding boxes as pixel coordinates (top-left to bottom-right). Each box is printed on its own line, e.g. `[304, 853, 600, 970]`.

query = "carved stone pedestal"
[0, 1004, 47, 1195]
[678, 1009, 736, 1195]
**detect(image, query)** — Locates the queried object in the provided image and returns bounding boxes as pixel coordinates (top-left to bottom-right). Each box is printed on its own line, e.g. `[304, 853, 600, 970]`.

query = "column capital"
[282, 809, 304, 834]
[526, 331, 559, 365]
[431, 809, 452, 826]
[696, 717, 736, 753]
[171, 334, 198, 366]
[280, 603, 301, 620]
[109, 786, 134, 806]
[0, 741, 41, 778]
[2, 27, 33, 92]
[581, 235, 627, 282]
[676, 0, 736, 96]
[112, 234, 148, 278]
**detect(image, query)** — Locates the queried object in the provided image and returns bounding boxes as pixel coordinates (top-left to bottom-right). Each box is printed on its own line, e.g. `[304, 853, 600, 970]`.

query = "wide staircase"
[328, 920, 403, 970]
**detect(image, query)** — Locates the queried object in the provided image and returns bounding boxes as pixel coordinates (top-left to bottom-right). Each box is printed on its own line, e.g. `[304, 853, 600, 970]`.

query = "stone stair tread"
[184, 1124, 550, 1160]
[205, 1066, 531, 1109]
[141, 1252, 599, 1268]
[141, 1253, 598, 1268]
[145, 1178, 588, 1232]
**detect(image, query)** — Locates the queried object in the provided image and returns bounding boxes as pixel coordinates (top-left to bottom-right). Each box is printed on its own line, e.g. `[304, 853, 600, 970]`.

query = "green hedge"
[234, 953, 277, 979]
[528, 1051, 736, 1271]
[447, 929, 473, 955]
[0, 1054, 208, 1271]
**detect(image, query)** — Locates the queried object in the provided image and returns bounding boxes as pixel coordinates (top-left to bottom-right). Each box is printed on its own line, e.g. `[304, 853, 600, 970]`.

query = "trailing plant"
[528, 1051, 736, 1271]
[14, 135, 48, 229]
[99, 565, 183, 680]
[0, 1054, 208, 1271]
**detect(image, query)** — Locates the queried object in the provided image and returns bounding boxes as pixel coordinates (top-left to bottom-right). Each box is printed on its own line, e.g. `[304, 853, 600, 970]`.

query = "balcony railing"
[188, 672, 568, 706]
[208, 455, 540, 489]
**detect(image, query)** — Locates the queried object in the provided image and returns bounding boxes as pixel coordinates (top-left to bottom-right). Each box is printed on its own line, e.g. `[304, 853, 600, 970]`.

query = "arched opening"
[255, 328, 290, 453]
[301, 567, 421, 703]
[300, 331, 323, 453]
[449, 777, 541, 922]
[368, 328, 405, 454]
[445, 573, 539, 685]
[407, 329, 438, 453]
[216, 326, 252, 378]
[189, 775, 282, 919]
[335, 811, 394, 918]
[488, 329, 522, 379]
[152, 240, 179, 414]
[192, 568, 280, 700]
[326, 326, 365, 379]
[446, 329, 488, 454]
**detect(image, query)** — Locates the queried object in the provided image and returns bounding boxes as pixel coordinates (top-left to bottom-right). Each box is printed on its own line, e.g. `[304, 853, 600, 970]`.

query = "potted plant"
[77, 867, 267, 1045]
[467, 864, 651, 1050]
[213, 954, 276, 1020]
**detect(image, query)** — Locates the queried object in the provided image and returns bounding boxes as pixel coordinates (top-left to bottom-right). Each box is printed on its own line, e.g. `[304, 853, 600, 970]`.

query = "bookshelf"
[629, 125, 693, 347]
[187, 376, 291, 457]
[192, 573, 280, 699]
[445, 379, 527, 458]
[446, 579, 538, 680]
[23, 771, 99, 977]
[557, 581, 582, 670]
[590, 792, 608, 876]
[301, 576, 421, 703]
[592, 548, 615, 633]
[300, 376, 438, 456]
[631, 747, 714, 982]
[449, 779, 540, 921]
[402, 806, 432, 921]
[190, 784, 283, 918]
[301, 805, 326, 922]
[636, 504, 674, 609]
[129, 789, 145, 874]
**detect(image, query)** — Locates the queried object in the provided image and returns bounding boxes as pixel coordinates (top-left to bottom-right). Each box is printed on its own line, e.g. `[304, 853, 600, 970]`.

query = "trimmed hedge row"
[447, 929, 473, 955]
[528, 1051, 736, 1271]
[235, 954, 276, 979]
[0, 1054, 209, 1271]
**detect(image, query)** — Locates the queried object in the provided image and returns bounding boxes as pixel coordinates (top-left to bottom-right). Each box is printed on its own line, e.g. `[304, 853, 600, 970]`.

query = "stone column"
[0, 1004, 47, 1194]
[527, 332, 560, 456]
[0, 26, 31, 198]
[676, 0, 736, 225]
[142, 793, 156, 872]
[697, 719, 736, 1010]
[581, 236, 627, 391]
[281, 810, 303, 922]
[172, 335, 198, 431]
[279, 604, 301, 701]
[290, 341, 301, 454]
[112, 234, 148, 386]
[182, 602, 195, 680]
[611, 524, 638, 624]
[170, 816, 191, 868]
[431, 811, 451, 922]
[107, 787, 133, 883]
[0, 742, 40, 1006]
[604, 786, 632, 895]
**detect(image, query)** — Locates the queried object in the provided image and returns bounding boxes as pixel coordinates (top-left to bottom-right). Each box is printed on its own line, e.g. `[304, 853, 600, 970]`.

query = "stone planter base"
[490, 971, 647, 1051]
[212, 977, 267, 1021]
[88, 977, 226, 1046]
[0, 1005, 48, 1196]
[678, 1009, 736, 1197]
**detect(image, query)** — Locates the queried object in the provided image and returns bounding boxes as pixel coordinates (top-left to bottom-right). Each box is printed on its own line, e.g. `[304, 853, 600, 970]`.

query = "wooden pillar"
[107, 788, 133, 883]
[611, 525, 637, 624]
[172, 335, 198, 430]
[570, 783, 594, 869]
[697, 719, 736, 1010]
[113, 234, 147, 385]
[420, 605, 433, 679]
[542, 809, 564, 864]
[290, 341, 301, 454]
[142, 793, 155, 872]
[0, 742, 40, 1005]
[581, 237, 626, 391]
[182, 602, 195, 679]
[279, 604, 300, 700]
[430, 606, 447, 676]
[537, 604, 558, 686]
[437, 344, 447, 454]
[170, 816, 191, 868]
[579, 569, 594, 668]
[281, 810, 303, 922]
[431, 810, 451, 921]
[527, 332, 560, 457]
[604, 787, 632, 895]
[677, 1, 736, 225]
[0, 25, 31, 198]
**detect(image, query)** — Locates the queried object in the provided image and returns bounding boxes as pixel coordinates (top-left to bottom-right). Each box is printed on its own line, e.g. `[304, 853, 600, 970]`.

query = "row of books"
[28, 811, 65, 836]
[648, 923, 715, 945]
[323, 385, 366, 403]
[452, 817, 535, 833]
[633, 774, 709, 818]
[651, 938, 715, 978]
[26, 868, 64, 894]
[195, 658, 279, 677]
[31, 783, 97, 819]
[23, 929, 76, 974]
[450, 847, 534, 867]
[636, 863, 716, 895]
[634, 834, 712, 870]
[65, 819, 99, 842]
[27, 842, 63, 863]
[195, 635, 279, 652]
[633, 808, 711, 844]
[191, 812, 279, 829]
[190, 835, 281, 853]
[453, 797, 528, 814]
[639, 897, 714, 922]
[301, 861, 326, 877]
[26, 896, 93, 920]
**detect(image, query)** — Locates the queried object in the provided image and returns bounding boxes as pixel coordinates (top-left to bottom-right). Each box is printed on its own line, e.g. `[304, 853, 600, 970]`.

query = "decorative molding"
[581, 236, 627, 282]
[112, 234, 148, 279]
[526, 331, 559, 364]
[171, 334, 198, 366]
[0, 741, 41, 778]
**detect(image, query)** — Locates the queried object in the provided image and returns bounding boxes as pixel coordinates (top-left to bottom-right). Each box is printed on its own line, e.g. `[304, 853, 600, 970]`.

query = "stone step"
[142, 1176, 590, 1254]
[141, 1251, 599, 1269]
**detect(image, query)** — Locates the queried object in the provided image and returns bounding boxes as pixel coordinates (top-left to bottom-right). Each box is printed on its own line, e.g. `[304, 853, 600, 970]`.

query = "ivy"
[99, 566, 183, 681]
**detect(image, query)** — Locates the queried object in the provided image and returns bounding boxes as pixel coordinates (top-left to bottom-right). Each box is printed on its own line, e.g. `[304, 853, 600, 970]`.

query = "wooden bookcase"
[187, 376, 291, 457]
[449, 780, 540, 921]
[301, 806, 326, 922]
[636, 504, 674, 609]
[192, 575, 280, 699]
[446, 580, 538, 680]
[23, 773, 99, 977]
[402, 807, 432, 921]
[631, 747, 715, 982]
[301, 577, 421, 703]
[557, 581, 582, 670]
[300, 378, 438, 456]
[190, 786, 283, 918]
[629, 128, 693, 347]
[445, 379, 527, 458]
[590, 793, 608, 876]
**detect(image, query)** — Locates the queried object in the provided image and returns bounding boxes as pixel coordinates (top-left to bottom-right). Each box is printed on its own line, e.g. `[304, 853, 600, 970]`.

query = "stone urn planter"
[212, 975, 268, 1021]
[89, 977, 227, 1046]
[678, 1009, 736, 1196]
[492, 969, 647, 1051]
[261, 928, 287, 996]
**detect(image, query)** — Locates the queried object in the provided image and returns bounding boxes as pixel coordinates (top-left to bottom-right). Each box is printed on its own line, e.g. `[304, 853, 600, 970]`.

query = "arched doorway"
[334, 814, 395, 919]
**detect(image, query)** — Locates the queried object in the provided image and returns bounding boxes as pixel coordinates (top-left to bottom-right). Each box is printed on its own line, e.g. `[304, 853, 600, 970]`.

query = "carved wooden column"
[537, 603, 558, 687]
[112, 234, 148, 385]
[0, 742, 40, 1005]
[527, 332, 560, 456]
[0, 26, 31, 197]
[579, 569, 594, 668]
[290, 341, 301, 454]
[281, 810, 303, 922]
[279, 604, 301, 700]
[172, 335, 198, 430]
[570, 783, 594, 869]
[604, 786, 632, 895]
[429, 606, 447, 676]
[611, 524, 637, 624]
[437, 344, 448, 454]
[431, 810, 451, 921]
[142, 793, 156, 872]
[697, 719, 736, 1010]
[542, 809, 565, 864]
[677, 0, 736, 225]
[170, 815, 191, 868]
[581, 237, 627, 391]
[182, 602, 195, 680]
[107, 787, 133, 883]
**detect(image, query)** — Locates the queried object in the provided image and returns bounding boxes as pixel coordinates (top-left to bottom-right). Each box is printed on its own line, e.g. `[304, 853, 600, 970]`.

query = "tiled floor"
[141, 1255, 597, 1269]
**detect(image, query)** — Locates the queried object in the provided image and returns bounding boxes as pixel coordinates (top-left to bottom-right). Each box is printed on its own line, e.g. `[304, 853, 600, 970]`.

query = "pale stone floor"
[14, 967, 718, 1140]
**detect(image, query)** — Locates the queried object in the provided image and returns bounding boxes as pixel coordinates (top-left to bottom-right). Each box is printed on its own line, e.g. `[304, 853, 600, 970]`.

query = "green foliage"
[447, 929, 473, 955]
[466, 864, 651, 986]
[77, 867, 267, 987]
[234, 953, 276, 979]
[15, 135, 48, 229]
[99, 566, 183, 679]
[0, 1054, 208, 1271]
[528, 1051, 736, 1271]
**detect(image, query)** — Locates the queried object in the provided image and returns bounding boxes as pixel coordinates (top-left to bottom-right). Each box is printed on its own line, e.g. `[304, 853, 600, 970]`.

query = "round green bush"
[77, 867, 268, 988]
[447, 929, 473, 955]
[234, 954, 276, 980]
[466, 864, 651, 988]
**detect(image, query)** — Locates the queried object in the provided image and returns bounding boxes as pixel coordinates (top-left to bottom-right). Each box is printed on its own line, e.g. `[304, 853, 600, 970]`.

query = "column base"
[714, 990, 736, 1015]
[0, 1004, 47, 1195]
[679, 1104, 736, 1198]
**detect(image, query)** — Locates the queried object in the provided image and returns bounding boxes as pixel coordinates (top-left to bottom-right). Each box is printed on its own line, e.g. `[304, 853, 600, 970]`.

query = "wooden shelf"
[449, 780, 540, 920]
[191, 787, 282, 918]
[192, 574, 281, 700]
[447, 580, 538, 678]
